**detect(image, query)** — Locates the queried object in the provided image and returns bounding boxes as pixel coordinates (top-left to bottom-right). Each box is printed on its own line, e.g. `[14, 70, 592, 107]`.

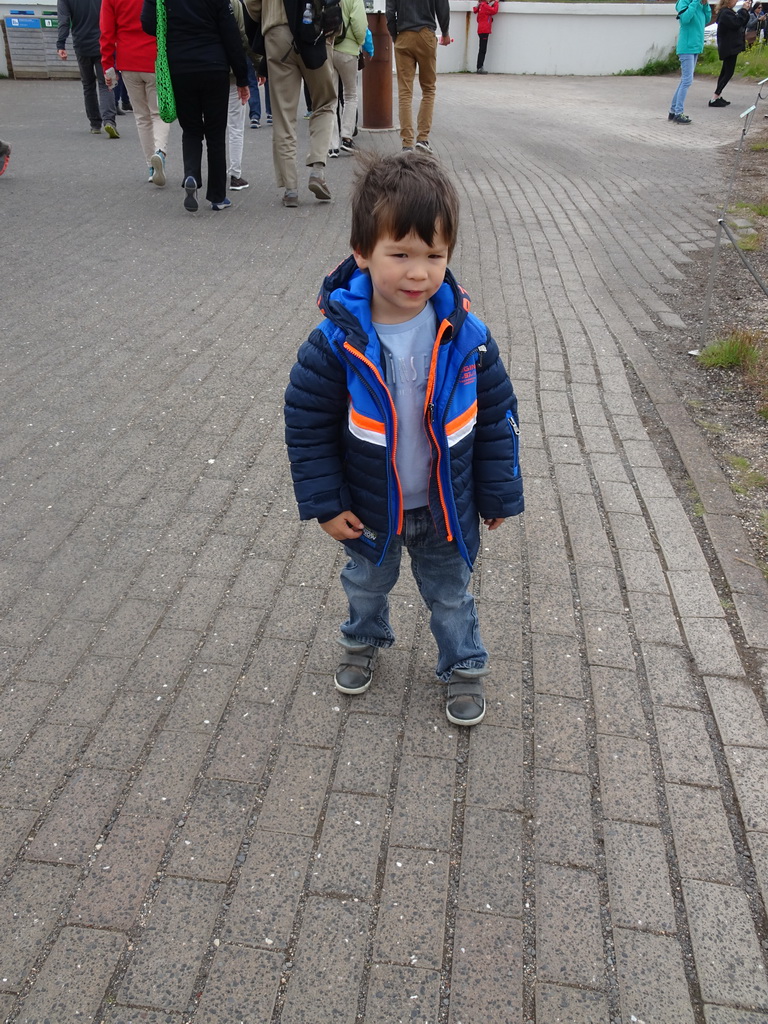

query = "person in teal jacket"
[669, 0, 710, 124]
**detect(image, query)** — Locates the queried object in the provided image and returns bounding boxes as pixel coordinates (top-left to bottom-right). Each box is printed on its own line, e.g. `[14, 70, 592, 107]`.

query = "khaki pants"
[121, 71, 171, 164]
[265, 23, 336, 190]
[393, 27, 438, 148]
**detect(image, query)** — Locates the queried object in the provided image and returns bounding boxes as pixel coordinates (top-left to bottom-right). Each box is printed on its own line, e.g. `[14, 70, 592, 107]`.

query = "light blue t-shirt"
[374, 302, 436, 510]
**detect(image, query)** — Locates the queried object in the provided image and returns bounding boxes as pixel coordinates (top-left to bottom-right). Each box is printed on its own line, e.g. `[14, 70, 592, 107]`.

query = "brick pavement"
[1, 71, 768, 1024]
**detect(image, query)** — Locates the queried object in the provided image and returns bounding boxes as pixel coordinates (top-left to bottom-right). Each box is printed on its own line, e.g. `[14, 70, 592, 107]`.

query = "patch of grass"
[697, 41, 768, 79]
[695, 416, 726, 434]
[726, 454, 768, 494]
[735, 201, 768, 218]
[698, 331, 760, 370]
[752, 142, 768, 153]
[618, 49, 679, 76]
[737, 233, 761, 252]
[698, 329, 768, 415]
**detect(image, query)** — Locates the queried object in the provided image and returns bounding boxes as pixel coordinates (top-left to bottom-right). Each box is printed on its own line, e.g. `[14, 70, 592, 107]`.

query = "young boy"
[284, 152, 523, 727]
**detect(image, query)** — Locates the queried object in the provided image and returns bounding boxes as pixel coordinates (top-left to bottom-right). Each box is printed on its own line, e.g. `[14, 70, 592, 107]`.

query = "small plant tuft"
[726, 454, 768, 494]
[698, 331, 760, 370]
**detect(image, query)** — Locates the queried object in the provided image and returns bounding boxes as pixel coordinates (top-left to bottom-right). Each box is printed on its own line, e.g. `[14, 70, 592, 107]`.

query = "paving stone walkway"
[1, 70, 768, 1024]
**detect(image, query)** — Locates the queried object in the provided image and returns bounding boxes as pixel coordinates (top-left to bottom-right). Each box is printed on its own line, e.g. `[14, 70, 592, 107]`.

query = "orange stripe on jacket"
[350, 407, 386, 434]
[445, 400, 478, 437]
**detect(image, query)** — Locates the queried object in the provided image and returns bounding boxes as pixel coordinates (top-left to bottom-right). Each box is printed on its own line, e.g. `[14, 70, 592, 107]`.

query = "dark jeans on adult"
[247, 58, 271, 120]
[477, 33, 489, 69]
[715, 53, 738, 96]
[76, 53, 117, 128]
[172, 69, 229, 204]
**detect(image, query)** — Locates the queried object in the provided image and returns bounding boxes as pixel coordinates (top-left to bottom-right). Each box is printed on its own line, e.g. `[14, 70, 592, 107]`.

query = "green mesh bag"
[155, 0, 177, 124]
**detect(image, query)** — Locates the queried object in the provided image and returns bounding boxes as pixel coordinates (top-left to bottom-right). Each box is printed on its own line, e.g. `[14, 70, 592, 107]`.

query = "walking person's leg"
[76, 52, 102, 129]
[201, 70, 232, 205]
[146, 72, 171, 169]
[328, 49, 342, 152]
[414, 27, 438, 145]
[393, 32, 418, 148]
[93, 56, 118, 133]
[264, 79, 272, 120]
[247, 58, 261, 123]
[226, 82, 249, 187]
[336, 50, 359, 147]
[121, 71, 155, 166]
[304, 57, 336, 195]
[265, 24, 303, 199]
[173, 71, 204, 209]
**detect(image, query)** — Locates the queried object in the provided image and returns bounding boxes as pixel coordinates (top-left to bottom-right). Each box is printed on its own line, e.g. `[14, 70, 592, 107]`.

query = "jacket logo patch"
[362, 526, 377, 541]
[459, 364, 477, 386]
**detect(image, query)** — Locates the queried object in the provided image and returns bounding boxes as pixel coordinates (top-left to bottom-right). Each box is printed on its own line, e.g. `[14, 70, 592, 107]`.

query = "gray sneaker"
[415, 139, 432, 153]
[445, 671, 486, 726]
[334, 645, 376, 694]
[308, 172, 331, 201]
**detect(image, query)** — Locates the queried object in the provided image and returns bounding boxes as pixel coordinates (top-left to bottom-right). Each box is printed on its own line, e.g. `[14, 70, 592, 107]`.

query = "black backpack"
[289, 0, 341, 67]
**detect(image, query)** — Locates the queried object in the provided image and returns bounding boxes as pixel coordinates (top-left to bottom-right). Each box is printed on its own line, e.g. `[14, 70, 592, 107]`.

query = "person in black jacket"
[709, 0, 752, 106]
[57, 0, 119, 135]
[141, 0, 249, 211]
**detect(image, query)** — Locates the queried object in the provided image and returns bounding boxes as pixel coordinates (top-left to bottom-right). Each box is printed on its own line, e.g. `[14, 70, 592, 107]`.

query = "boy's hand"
[321, 511, 365, 541]
[483, 517, 505, 531]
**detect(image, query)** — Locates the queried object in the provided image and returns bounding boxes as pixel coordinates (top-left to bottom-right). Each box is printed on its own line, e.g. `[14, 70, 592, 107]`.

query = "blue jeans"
[247, 59, 271, 120]
[670, 53, 698, 115]
[339, 506, 488, 682]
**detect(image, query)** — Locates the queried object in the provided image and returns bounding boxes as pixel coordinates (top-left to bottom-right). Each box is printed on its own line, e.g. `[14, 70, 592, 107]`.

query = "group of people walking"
[48, 0, 488, 211]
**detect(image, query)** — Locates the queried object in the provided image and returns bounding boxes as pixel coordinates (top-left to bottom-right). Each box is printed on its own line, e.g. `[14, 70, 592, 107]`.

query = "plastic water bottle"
[302, 3, 313, 24]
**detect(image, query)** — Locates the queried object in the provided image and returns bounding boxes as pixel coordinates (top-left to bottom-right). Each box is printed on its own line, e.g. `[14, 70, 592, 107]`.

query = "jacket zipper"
[506, 410, 520, 477]
[343, 341, 404, 535]
[424, 320, 454, 540]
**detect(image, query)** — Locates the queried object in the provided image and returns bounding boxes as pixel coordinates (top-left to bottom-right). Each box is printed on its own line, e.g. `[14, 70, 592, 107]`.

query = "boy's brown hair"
[350, 151, 460, 259]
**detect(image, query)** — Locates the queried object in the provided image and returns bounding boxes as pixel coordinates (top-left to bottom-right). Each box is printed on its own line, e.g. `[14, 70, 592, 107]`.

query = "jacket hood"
[317, 253, 472, 352]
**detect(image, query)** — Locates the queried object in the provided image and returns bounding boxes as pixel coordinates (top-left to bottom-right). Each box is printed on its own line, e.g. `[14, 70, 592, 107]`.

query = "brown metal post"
[361, 12, 393, 130]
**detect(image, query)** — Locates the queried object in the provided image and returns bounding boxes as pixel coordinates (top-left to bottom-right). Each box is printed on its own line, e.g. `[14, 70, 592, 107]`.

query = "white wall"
[438, 2, 679, 76]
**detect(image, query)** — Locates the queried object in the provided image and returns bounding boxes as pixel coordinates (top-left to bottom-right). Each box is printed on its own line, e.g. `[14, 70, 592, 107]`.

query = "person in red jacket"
[100, 0, 171, 185]
[473, 0, 497, 74]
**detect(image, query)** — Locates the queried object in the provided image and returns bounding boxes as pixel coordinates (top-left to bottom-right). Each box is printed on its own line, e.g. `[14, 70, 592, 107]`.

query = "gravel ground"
[648, 112, 768, 574]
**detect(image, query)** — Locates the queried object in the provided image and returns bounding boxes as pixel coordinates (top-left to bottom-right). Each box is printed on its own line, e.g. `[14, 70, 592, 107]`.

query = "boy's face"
[354, 227, 450, 325]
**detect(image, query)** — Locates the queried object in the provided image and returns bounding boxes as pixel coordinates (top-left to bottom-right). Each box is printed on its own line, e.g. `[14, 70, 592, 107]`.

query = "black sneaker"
[708, 97, 728, 107]
[183, 175, 199, 212]
[415, 139, 432, 153]
[340, 137, 354, 152]
[445, 672, 486, 726]
[668, 112, 676, 121]
[334, 645, 376, 694]
[229, 175, 249, 190]
[674, 114, 692, 124]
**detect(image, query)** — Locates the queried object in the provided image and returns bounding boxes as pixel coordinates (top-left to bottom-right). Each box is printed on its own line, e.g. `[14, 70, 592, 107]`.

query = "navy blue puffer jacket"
[284, 256, 524, 569]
